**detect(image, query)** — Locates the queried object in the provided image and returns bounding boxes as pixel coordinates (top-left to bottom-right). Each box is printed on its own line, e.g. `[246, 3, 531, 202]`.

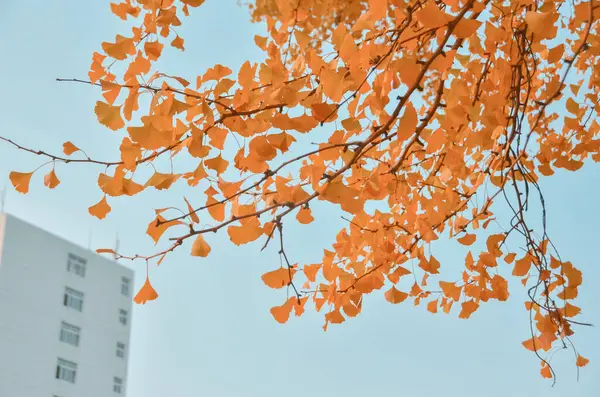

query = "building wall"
[0, 213, 134, 397]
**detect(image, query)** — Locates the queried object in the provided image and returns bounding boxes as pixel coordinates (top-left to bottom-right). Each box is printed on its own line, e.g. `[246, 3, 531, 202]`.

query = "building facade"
[0, 213, 134, 396]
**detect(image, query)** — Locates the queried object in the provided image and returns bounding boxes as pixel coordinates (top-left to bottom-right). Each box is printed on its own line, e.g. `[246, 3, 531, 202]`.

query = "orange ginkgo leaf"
[144, 41, 164, 60]
[368, 0, 387, 20]
[44, 169, 60, 189]
[513, 255, 532, 276]
[227, 218, 263, 245]
[88, 196, 111, 219]
[522, 337, 535, 352]
[110, 2, 140, 20]
[171, 36, 185, 50]
[311, 102, 337, 122]
[325, 309, 345, 324]
[206, 195, 225, 222]
[205, 154, 229, 175]
[102, 34, 135, 60]
[270, 298, 294, 324]
[181, 0, 205, 7]
[100, 80, 122, 105]
[96, 248, 116, 255]
[439, 281, 462, 301]
[540, 363, 552, 379]
[303, 264, 321, 282]
[384, 286, 408, 304]
[576, 355, 590, 367]
[145, 172, 180, 190]
[415, 1, 450, 29]
[146, 215, 183, 244]
[459, 300, 479, 319]
[63, 141, 80, 155]
[296, 207, 314, 224]
[184, 196, 199, 223]
[457, 233, 476, 246]
[95, 101, 125, 131]
[261, 267, 295, 289]
[120, 137, 141, 170]
[134, 276, 159, 304]
[427, 299, 439, 313]
[190, 234, 211, 257]
[9, 171, 33, 194]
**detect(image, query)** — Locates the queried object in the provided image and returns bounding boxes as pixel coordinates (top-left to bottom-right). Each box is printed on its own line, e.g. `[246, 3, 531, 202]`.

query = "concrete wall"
[0, 213, 134, 396]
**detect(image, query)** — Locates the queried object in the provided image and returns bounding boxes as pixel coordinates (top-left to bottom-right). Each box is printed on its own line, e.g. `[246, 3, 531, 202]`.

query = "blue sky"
[0, 1, 599, 396]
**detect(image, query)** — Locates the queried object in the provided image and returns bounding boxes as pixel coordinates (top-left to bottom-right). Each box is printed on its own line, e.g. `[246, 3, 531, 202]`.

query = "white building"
[0, 213, 134, 397]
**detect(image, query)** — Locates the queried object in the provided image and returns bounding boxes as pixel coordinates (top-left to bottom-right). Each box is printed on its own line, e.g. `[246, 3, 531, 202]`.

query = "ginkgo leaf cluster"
[4, 0, 599, 381]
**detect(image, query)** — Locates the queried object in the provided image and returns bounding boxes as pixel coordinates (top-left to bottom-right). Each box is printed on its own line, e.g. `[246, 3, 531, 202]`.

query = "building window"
[119, 309, 128, 325]
[67, 253, 87, 277]
[113, 377, 123, 394]
[116, 342, 126, 358]
[121, 277, 130, 297]
[63, 287, 84, 312]
[59, 322, 81, 347]
[56, 358, 77, 383]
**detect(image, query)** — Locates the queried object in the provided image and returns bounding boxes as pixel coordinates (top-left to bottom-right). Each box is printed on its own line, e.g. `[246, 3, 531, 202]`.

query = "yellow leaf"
[9, 171, 33, 194]
[457, 233, 476, 246]
[180, 0, 205, 6]
[540, 363, 552, 379]
[171, 36, 185, 50]
[102, 35, 135, 60]
[184, 197, 199, 223]
[458, 300, 479, 319]
[44, 169, 60, 189]
[100, 80, 122, 105]
[190, 234, 211, 257]
[427, 299, 439, 313]
[133, 277, 159, 304]
[63, 141, 80, 155]
[205, 154, 229, 175]
[249, 136, 277, 161]
[453, 18, 482, 39]
[490, 275, 509, 301]
[227, 218, 263, 245]
[419, 255, 440, 274]
[88, 196, 111, 219]
[261, 267, 295, 289]
[206, 196, 225, 222]
[120, 137, 141, 170]
[368, 0, 387, 19]
[254, 35, 268, 50]
[270, 299, 294, 324]
[439, 281, 462, 301]
[415, 2, 450, 29]
[504, 252, 516, 264]
[576, 354, 589, 367]
[547, 44, 564, 64]
[525, 11, 553, 36]
[296, 207, 314, 224]
[384, 286, 408, 304]
[522, 337, 538, 352]
[145, 172, 180, 190]
[144, 41, 164, 60]
[303, 264, 320, 282]
[147, 215, 183, 244]
[311, 102, 338, 122]
[95, 101, 125, 131]
[325, 309, 345, 324]
[513, 255, 532, 276]
[397, 102, 418, 141]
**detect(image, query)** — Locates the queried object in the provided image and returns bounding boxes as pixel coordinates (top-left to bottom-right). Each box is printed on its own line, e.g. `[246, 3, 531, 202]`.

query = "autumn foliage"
[4, 0, 599, 381]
